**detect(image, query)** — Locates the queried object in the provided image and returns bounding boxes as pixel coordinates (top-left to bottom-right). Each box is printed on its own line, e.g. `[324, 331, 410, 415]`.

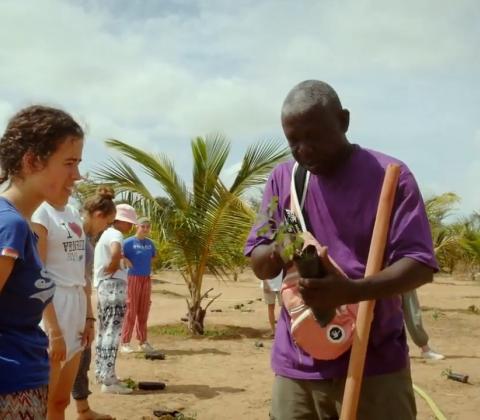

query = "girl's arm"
[105, 241, 122, 274]
[32, 223, 48, 262]
[0, 256, 15, 293]
[42, 302, 66, 362]
[81, 280, 95, 347]
[32, 222, 66, 362]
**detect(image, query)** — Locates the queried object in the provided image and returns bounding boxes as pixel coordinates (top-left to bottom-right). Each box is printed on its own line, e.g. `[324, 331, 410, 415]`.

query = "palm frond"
[425, 192, 460, 226]
[105, 139, 190, 210]
[92, 158, 154, 200]
[192, 134, 230, 210]
[229, 139, 290, 195]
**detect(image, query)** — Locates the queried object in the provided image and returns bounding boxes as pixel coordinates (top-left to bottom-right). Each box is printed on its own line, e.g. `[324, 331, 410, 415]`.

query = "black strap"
[293, 165, 312, 232]
[294, 164, 307, 202]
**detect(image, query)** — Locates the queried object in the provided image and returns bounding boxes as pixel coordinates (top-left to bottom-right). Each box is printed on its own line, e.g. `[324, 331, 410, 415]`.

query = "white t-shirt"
[32, 202, 86, 288]
[260, 272, 283, 292]
[93, 227, 127, 287]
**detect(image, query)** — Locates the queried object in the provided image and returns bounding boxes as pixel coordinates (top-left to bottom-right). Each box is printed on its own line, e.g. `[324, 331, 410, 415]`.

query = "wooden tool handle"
[340, 163, 401, 420]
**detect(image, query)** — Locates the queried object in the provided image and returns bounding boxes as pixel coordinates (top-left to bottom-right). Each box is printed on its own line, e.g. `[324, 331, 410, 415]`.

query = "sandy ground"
[66, 271, 480, 420]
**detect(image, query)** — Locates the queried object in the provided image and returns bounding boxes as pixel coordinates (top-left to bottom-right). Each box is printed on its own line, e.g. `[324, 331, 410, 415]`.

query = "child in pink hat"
[93, 204, 138, 394]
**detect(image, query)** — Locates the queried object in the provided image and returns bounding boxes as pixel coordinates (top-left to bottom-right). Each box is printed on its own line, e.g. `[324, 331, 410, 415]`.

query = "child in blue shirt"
[120, 216, 157, 354]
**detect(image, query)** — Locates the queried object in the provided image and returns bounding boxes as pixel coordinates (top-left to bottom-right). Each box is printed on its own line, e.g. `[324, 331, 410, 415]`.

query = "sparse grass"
[180, 414, 197, 420]
[121, 377, 137, 389]
[441, 367, 452, 378]
[148, 323, 267, 339]
[467, 304, 480, 314]
[145, 414, 196, 420]
[148, 323, 190, 337]
[422, 306, 480, 316]
[432, 309, 445, 320]
[155, 414, 196, 420]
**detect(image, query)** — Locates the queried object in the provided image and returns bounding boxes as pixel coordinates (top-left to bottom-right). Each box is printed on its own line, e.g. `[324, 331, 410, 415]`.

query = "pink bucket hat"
[115, 204, 138, 225]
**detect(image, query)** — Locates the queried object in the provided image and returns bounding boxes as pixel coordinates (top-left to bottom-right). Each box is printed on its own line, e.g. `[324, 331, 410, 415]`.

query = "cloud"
[461, 129, 480, 213]
[0, 0, 478, 211]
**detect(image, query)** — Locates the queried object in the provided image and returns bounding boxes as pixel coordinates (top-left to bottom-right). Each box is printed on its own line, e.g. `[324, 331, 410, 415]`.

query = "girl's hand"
[123, 258, 133, 269]
[48, 333, 66, 362]
[82, 318, 95, 347]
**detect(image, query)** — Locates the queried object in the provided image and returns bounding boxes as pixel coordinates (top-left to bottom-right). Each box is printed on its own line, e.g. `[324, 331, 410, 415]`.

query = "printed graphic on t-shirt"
[30, 268, 55, 303]
[133, 242, 154, 253]
[60, 221, 85, 262]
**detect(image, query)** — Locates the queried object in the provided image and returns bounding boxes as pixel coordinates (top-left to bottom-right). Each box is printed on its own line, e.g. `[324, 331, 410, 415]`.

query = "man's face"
[282, 106, 349, 176]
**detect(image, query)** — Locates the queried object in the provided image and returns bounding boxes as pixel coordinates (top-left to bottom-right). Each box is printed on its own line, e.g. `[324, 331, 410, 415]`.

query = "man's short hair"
[281, 80, 342, 118]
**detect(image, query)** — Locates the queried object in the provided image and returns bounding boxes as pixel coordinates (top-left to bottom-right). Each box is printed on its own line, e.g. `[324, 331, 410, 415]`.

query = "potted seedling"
[257, 197, 335, 326]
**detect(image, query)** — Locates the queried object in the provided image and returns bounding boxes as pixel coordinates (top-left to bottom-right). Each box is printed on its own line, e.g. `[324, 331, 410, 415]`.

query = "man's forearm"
[351, 257, 434, 303]
[250, 243, 284, 280]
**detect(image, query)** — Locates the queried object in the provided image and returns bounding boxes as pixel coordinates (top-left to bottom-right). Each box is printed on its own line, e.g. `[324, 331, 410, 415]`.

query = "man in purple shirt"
[245, 80, 437, 420]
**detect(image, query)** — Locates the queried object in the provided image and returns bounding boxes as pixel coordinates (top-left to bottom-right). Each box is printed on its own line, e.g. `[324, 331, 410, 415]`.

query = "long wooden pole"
[340, 163, 401, 420]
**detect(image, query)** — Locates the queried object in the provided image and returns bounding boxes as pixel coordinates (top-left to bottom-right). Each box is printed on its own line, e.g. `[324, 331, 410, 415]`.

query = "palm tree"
[425, 194, 480, 276]
[457, 212, 480, 279]
[92, 135, 290, 334]
[425, 193, 463, 273]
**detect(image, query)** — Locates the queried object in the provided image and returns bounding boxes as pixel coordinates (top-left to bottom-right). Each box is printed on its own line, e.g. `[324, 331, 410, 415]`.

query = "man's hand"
[298, 273, 358, 312]
[297, 245, 357, 311]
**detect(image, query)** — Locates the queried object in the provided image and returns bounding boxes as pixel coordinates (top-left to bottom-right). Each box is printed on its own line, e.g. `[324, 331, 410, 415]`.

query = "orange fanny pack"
[281, 257, 358, 360]
[281, 163, 358, 360]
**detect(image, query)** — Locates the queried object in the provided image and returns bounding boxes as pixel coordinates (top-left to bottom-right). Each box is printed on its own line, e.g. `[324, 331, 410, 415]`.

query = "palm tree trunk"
[186, 284, 222, 335]
[187, 299, 206, 335]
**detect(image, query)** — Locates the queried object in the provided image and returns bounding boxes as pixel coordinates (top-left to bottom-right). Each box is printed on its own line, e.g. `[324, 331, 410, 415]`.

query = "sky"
[0, 0, 479, 216]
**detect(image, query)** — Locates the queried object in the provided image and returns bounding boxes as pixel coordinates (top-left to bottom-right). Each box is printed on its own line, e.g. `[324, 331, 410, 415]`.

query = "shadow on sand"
[203, 325, 270, 340]
[160, 384, 245, 399]
[163, 348, 230, 356]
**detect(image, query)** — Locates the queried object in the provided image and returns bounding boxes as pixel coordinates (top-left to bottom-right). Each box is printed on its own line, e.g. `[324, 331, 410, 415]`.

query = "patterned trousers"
[95, 279, 126, 385]
[0, 386, 48, 420]
[121, 275, 152, 344]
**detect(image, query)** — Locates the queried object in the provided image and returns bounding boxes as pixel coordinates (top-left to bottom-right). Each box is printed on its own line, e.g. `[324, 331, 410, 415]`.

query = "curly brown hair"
[0, 105, 84, 184]
[83, 185, 116, 216]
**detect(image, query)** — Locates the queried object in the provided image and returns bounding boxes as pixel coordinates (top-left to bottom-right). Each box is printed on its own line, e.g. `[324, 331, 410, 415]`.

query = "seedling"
[256, 196, 334, 326]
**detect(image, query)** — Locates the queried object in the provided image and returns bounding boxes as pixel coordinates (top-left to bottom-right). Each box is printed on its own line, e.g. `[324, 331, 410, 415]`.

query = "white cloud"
[0, 0, 478, 210]
[461, 129, 480, 213]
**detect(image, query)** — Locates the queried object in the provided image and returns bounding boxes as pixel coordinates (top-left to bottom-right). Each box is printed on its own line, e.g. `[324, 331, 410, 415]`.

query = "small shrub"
[467, 304, 480, 314]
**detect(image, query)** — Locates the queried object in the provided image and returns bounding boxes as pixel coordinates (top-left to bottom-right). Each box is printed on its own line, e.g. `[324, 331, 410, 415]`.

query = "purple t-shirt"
[245, 145, 438, 380]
